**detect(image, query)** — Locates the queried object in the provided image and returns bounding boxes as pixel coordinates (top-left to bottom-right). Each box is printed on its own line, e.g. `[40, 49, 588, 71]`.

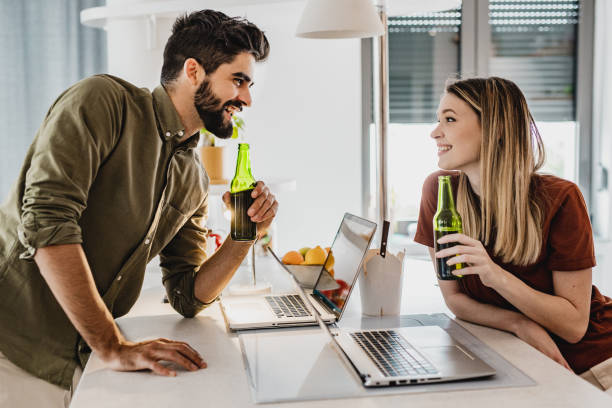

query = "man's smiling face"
[194, 52, 255, 138]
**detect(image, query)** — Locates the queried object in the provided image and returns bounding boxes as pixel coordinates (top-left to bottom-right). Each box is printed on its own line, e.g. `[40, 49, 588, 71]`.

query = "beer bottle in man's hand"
[433, 175, 463, 280]
[230, 143, 257, 241]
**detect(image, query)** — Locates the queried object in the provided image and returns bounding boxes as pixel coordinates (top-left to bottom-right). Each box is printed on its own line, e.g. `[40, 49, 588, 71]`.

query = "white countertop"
[70, 257, 611, 407]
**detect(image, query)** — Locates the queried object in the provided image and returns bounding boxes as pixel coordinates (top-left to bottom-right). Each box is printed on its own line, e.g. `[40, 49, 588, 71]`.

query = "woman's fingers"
[435, 244, 478, 258]
[436, 233, 477, 246]
[446, 254, 479, 266]
[450, 266, 477, 276]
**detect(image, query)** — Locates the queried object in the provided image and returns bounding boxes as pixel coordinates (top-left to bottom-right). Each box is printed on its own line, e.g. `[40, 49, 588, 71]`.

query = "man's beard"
[194, 78, 241, 139]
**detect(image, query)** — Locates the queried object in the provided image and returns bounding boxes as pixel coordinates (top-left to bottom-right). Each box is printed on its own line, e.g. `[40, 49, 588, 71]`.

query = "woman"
[414, 77, 612, 393]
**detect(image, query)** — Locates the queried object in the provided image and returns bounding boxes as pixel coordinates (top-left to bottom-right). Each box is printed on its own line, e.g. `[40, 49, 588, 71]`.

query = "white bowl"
[284, 265, 322, 288]
[284, 264, 339, 290]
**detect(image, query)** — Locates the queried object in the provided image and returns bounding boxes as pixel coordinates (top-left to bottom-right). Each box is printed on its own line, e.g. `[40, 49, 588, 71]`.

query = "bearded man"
[0, 10, 277, 407]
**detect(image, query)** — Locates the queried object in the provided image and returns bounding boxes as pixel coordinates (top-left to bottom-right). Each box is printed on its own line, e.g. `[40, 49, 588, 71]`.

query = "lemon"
[298, 247, 311, 258]
[324, 251, 335, 270]
[304, 246, 327, 265]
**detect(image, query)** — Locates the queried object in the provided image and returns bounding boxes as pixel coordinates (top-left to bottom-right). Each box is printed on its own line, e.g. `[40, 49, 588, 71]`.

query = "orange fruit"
[282, 250, 304, 265]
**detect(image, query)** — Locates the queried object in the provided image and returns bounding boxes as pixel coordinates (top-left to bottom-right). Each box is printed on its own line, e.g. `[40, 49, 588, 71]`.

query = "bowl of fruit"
[281, 246, 335, 288]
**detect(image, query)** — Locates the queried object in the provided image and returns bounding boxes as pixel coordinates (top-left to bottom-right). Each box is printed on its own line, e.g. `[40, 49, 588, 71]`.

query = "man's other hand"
[100, 338, 207, 377]
[223, 180, 279, 238]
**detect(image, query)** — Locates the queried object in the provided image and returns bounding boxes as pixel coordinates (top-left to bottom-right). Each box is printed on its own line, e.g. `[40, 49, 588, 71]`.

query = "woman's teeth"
[438, 145, 452, 152]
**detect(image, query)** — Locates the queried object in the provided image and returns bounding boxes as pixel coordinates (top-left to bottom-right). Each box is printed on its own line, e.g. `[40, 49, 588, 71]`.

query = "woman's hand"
[435, 233, 507, 289]
[513, 316, 573, 371]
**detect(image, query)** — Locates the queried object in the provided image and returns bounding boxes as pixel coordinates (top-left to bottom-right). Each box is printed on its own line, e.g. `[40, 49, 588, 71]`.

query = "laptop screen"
[312, 213, 376, 317]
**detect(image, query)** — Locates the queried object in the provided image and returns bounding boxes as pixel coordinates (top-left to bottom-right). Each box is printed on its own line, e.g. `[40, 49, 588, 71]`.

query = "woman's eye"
[446, 117, 456, 122]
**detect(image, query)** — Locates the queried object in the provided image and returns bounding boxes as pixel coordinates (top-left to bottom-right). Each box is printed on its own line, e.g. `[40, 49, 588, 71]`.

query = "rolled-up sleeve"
[160, 198, 212, 318]
[17, 77, 121, 259]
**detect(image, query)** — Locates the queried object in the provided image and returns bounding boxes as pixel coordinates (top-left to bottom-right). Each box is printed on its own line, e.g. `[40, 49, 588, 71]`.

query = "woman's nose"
[430, 123, 442, 139]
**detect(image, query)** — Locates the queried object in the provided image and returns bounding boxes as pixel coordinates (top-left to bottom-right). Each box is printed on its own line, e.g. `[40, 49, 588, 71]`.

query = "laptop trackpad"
[227, 302, 273, 322]
[421, 346, 485, 375]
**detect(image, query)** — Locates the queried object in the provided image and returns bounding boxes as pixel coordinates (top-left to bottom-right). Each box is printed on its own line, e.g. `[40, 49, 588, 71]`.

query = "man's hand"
[100, 338, 207, 377]
[223, 180, 279, 238]
[513, 316, 572, 371]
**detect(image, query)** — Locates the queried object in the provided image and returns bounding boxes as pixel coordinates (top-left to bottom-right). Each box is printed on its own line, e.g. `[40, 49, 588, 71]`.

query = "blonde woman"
[414, 77, 612, 393]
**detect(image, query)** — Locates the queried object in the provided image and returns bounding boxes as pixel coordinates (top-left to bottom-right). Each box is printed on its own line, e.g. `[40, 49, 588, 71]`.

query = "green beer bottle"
[433, 175, 463, 280]
[230, 143, 257, 241]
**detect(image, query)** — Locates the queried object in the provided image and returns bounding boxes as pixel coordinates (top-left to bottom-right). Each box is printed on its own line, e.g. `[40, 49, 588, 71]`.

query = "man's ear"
[184, 58, 204, 86]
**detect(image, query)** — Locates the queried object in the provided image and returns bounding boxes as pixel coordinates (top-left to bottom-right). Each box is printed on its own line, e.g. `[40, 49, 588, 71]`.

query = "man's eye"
[234, 78, 243, 86]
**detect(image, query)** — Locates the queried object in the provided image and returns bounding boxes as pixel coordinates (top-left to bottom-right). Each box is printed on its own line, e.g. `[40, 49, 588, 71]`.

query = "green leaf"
[200, 127, 215, 146]
[231, 115, 245, 139]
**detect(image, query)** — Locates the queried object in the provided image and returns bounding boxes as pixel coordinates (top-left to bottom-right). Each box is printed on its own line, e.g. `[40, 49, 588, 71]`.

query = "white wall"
[101, 0, 363, 253]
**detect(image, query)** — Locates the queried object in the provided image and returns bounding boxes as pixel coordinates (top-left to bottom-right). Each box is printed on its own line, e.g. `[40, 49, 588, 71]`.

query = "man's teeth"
[438, 146, 452, 152]
[224, 106, 240, 115]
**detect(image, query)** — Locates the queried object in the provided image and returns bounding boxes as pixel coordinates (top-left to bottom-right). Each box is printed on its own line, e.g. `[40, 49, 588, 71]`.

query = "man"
[0, 10, 276, 407]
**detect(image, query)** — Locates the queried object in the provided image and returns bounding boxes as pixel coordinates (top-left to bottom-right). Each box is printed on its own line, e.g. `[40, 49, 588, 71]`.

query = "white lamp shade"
[296, 0, 385, 39]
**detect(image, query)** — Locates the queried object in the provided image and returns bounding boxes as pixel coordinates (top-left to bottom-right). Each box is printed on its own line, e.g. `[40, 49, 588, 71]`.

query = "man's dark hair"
[161, 10, 270, 85]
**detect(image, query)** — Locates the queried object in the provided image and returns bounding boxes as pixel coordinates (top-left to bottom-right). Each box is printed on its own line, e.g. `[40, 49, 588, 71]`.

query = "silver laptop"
[274, 244, 496, 387]
[220, 213, 377, 330]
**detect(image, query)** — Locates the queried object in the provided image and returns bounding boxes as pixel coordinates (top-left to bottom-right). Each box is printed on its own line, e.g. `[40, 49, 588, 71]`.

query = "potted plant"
[199, 115, 245, 185]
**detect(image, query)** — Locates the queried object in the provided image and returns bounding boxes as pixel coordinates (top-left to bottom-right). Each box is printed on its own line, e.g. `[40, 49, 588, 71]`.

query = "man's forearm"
[34, 244, 123, 357]
[194, 235, 253, 303]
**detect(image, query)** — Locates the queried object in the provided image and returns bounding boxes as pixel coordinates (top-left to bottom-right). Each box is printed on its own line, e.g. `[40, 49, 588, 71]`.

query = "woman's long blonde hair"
[446, 77, 545, 265]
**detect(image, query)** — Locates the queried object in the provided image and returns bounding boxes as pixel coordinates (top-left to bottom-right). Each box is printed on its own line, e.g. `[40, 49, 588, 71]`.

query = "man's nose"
[238, 86, 252, 108]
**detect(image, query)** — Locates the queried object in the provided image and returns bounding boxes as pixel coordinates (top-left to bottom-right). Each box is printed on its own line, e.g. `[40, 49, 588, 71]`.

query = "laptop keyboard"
[350, 330, 439, 378]
[265, 295, 312, 318]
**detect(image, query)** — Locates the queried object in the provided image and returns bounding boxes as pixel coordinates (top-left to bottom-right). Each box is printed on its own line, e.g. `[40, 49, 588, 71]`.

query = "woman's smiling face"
[431, 92, 482, 174]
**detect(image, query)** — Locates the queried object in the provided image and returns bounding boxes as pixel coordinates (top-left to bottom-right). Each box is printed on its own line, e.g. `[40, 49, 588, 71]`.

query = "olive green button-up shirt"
[0, 74, 212, 389]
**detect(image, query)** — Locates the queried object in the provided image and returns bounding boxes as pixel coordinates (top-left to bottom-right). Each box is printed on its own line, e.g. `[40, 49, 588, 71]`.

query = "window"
[488, 0, 579, 181]
[366, 8, 462, 249]
[364, 0, 593, 251]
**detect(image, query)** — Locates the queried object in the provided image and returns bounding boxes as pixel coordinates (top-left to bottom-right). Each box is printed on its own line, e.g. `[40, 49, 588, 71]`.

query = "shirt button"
[178, 130, 184, 136]
[144, 238, 151, 245]
[116, 275, 122, 281]
[165, 131, 171, 137]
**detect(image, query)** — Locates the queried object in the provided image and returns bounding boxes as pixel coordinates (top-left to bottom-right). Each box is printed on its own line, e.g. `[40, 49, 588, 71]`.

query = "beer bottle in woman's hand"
[433, 175, 463, 280]
[230, 143, 257, 241]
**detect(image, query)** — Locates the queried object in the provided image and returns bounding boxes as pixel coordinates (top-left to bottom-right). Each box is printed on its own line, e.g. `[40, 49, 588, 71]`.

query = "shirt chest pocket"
[150, 204, 188, 257]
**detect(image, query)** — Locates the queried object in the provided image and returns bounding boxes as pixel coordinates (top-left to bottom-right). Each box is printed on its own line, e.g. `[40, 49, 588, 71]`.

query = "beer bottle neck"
[231, 144, 256, 193]
[436, 176, 456, 212]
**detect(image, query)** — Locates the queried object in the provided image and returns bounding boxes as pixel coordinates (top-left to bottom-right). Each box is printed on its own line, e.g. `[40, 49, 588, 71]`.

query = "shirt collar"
[152, 85, 187, 142]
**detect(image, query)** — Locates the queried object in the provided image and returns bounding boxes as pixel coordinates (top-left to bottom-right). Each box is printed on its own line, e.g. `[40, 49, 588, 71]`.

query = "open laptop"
[220, 213, 377, 330]
[273, 243, 496, 387]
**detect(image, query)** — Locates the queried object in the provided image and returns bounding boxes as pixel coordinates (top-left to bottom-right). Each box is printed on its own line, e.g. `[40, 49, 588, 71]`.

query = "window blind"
[489, 0, 579, 121]
[388, 10, 461, 123]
